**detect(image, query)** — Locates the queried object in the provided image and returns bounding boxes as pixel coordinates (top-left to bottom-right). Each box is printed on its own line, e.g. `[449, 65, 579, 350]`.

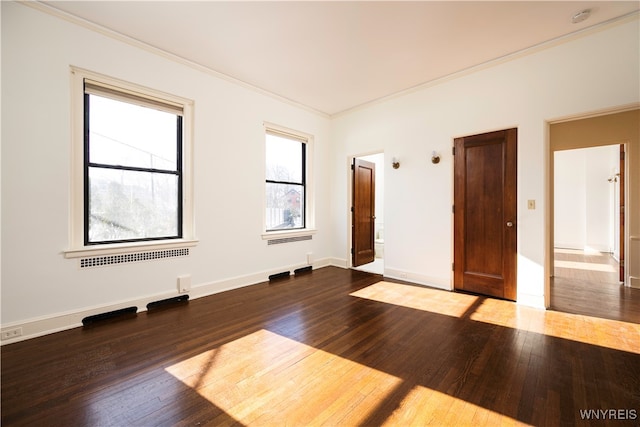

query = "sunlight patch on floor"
[350, 280, 479, 318]
[554, 247, 603, 256]
[468, 298, 640, 354]
[165, 329, 402, 425]
[350, 281, 640, 355]
[382, 384, 532, 426]
[164, 328, 522, 425]
[554, 260, 617, 272]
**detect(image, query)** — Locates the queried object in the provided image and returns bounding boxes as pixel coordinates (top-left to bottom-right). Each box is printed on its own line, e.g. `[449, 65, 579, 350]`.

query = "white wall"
[331, 17, 639, 307]
[2, 3, 639, 341]
[554, 146, 619, 252]
[1, 3, 332, 338]
[554, 150, 587, 249]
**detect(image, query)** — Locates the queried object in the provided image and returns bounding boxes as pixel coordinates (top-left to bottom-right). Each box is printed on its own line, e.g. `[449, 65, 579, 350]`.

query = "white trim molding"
[0, 260, 340, 345]
[384, 267, 451, 291]
[67, 66, 197, 257]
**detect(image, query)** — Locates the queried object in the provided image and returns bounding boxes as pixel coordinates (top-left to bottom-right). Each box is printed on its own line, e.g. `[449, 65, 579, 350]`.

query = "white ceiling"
[43, 1, 639, 116]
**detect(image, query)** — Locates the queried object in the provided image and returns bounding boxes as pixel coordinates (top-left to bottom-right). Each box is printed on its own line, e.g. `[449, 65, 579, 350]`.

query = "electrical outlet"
[177, 275, 191, 293]
[2, 327, 23, 340]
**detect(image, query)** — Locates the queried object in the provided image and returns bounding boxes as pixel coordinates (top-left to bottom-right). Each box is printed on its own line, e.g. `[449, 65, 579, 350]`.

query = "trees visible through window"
[265, 131, 306, 231]
[84, 82, 183, 244]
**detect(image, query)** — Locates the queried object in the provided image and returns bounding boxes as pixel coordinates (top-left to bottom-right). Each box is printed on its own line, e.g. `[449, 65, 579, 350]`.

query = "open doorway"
[549, 108, 640, 323]
[554, 145, 622, 268]
[552, 144, 632, 321]
[352, 153, 384, 275]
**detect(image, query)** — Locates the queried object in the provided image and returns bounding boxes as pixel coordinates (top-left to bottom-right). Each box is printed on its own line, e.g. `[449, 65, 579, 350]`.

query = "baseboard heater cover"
[82, 306, 138, 326]
[146, 295, 189, 311]
[267, 235, 312, 245]
[269, 271, 291, 281]
[80, 248, 190, 268]
[294, 266, 312, 275]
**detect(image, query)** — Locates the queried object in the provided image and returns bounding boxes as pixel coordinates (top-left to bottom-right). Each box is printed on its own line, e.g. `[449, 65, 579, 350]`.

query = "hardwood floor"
[2, 267, 640, 426]
[551, 248, 640, 323]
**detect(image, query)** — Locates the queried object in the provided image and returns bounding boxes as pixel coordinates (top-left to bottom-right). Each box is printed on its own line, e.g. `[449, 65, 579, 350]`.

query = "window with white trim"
[264, 126, 314, 235]
[67, 68, 195, 256]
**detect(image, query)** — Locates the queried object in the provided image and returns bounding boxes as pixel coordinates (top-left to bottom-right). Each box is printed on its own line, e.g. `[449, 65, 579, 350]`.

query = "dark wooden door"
[454, 129, 517, 300]
[352, 158, 375, 267]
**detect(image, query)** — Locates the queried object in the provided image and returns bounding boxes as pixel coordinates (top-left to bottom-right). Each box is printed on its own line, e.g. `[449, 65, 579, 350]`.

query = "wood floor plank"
[551, 248, 640, 323]
[2, 267, 639, 426]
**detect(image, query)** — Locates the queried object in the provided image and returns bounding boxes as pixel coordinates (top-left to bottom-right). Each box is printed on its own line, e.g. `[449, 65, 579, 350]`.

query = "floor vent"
[147, 295, 189, 312]
[267, 235, 312, 245]
[80, 248, 189, 268]
[294, 266, 312, 275]
[269, 271, 291, 281]
[82, 306, 137, 326]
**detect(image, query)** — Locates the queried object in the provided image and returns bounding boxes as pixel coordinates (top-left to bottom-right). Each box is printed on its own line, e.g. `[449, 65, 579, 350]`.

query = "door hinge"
[452, 205, 455, 214]
[351, 248, 354, 255]
[621, 150, 626, 160]
[351, 163, 355, 170]
[452, 263, 455, 271]
[620, 260, 625, 267]
[452, 146, 456, 155]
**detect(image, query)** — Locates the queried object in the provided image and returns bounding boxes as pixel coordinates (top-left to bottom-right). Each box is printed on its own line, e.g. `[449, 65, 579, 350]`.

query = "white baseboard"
[0, 257, 560, 345]
[384, 267, 452, 291]
[0, 257, 342, 346]
[326, 257, 348, 269]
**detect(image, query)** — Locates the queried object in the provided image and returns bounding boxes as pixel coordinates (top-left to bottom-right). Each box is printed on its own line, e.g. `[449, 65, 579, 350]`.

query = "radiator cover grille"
[267, 235, 312, 245]
[80, 248, 189, 268]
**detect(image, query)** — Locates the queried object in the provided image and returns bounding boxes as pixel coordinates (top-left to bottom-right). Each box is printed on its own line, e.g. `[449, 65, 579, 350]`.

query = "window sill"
[63, 239, 199, 259]
[261, 229, 317, 241]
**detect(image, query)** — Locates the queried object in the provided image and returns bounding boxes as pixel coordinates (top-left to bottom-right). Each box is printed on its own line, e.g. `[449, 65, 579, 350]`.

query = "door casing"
[352, 158, 376, 267]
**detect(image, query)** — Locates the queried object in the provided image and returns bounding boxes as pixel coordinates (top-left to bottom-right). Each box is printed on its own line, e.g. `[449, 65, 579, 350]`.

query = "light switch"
[527, 200, 536, 210]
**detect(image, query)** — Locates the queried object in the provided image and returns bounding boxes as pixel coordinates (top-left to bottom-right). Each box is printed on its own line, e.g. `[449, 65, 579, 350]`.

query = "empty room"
[2, 1, 639, 425]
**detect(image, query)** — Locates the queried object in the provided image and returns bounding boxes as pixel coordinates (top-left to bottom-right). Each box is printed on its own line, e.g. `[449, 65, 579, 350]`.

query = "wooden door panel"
[353, 159, 375, 267]
[454, 129, 517, 300]
[464, 141, 504, 277]
[461, 275, 505, 298]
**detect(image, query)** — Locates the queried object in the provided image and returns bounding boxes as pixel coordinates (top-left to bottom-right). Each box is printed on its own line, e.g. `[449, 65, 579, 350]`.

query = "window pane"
[88, 94, 178, 171]
[266, 183, 304, 230]
[88, 167, 179, 242]
[266, 134, 303, 183]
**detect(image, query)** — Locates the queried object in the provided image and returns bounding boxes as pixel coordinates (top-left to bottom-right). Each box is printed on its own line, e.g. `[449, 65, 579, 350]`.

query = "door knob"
[506, 221, 514, 227]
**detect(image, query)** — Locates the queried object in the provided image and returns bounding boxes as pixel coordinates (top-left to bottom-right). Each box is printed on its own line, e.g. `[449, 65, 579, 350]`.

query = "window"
[67, 68, 195, 256]
[264, 126, 312, 234]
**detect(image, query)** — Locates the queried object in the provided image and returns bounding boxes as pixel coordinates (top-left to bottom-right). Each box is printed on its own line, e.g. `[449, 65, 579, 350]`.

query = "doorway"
[553, 144, 623, 271]
[551, 144, 629, 319]
[351, 153, 384, 275]
[548, 108, 640, 322]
